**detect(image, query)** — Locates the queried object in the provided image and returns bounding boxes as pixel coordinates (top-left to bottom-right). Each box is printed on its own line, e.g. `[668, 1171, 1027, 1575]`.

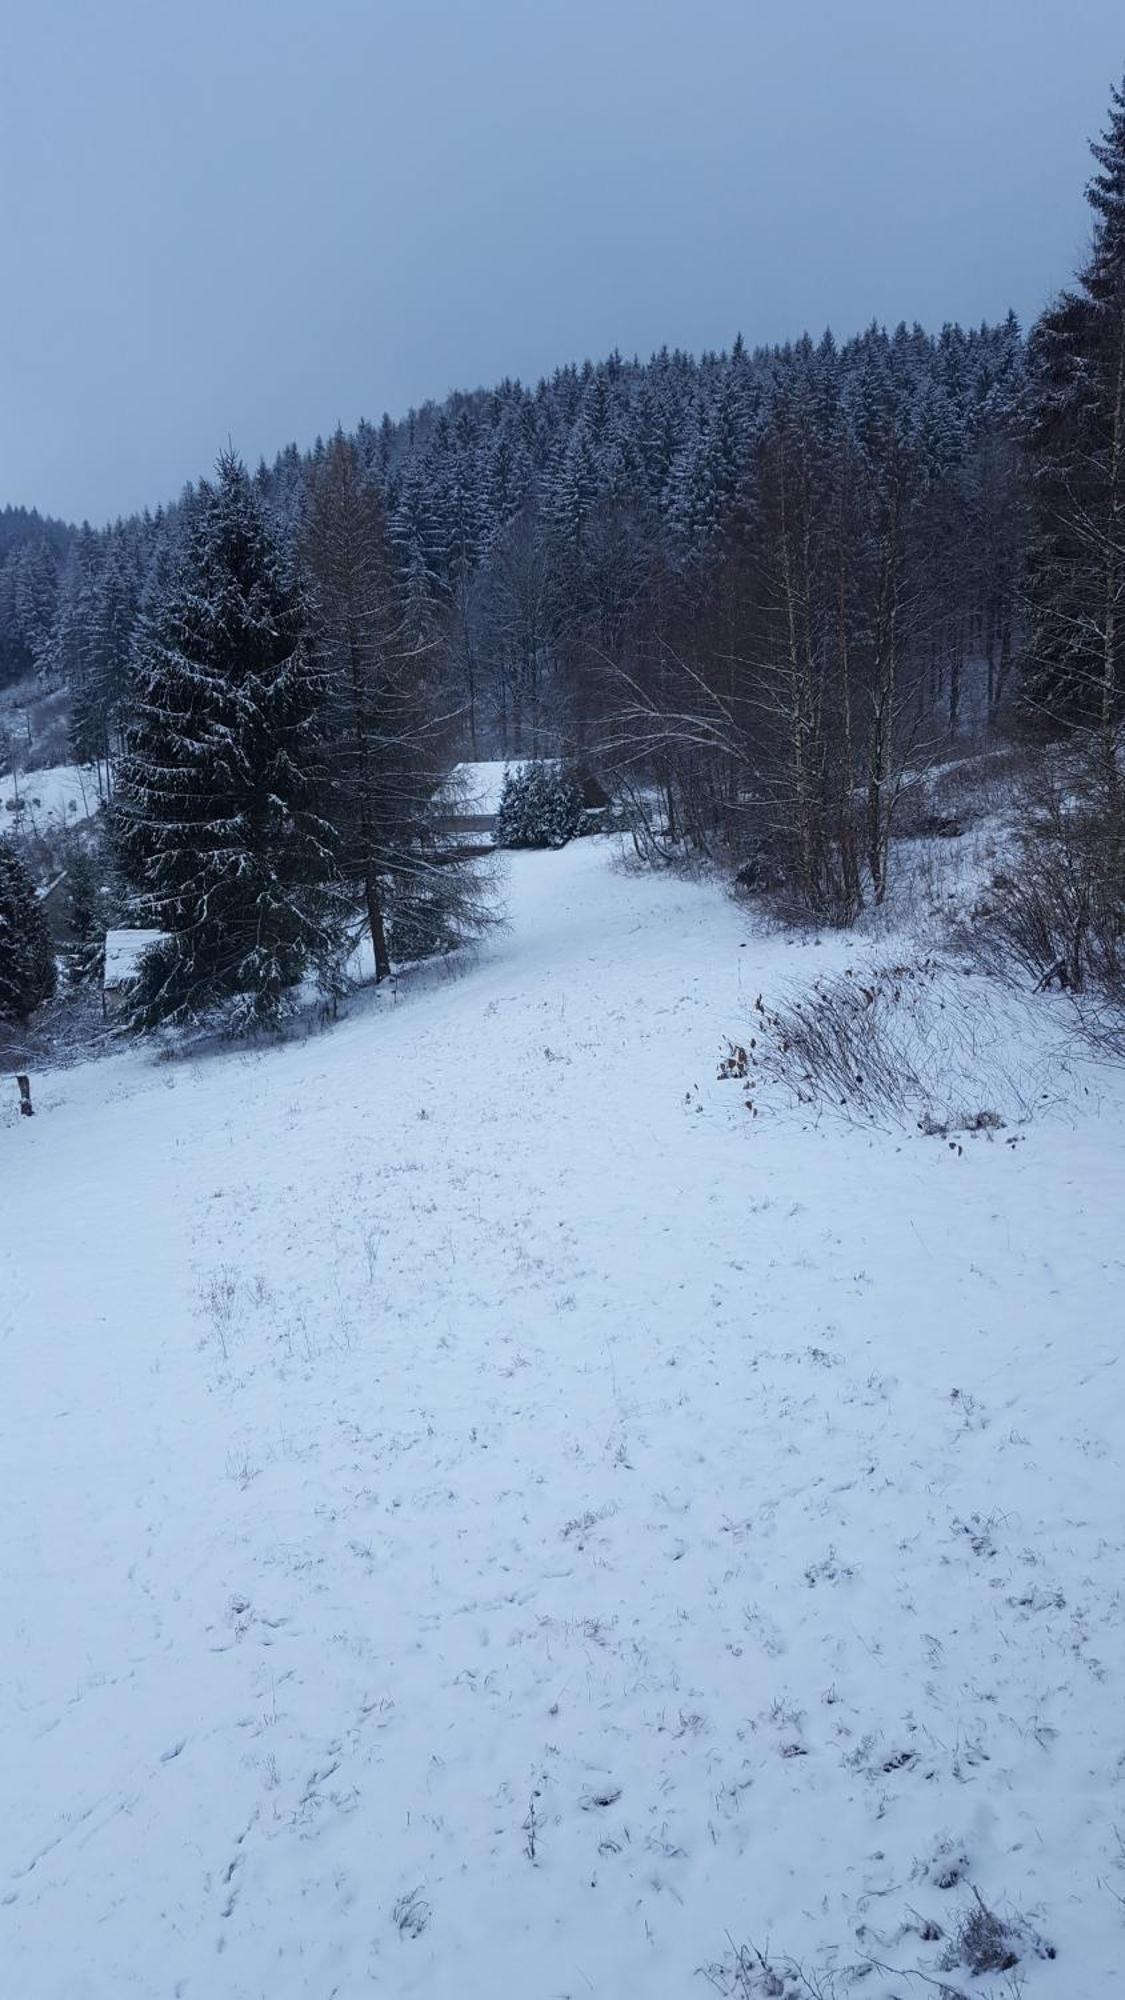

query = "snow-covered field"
[3, 840, 1124, 1997]
[1, 760, 104, 834]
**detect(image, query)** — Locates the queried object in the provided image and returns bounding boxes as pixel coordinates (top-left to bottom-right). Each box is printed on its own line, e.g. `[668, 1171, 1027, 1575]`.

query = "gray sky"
[2, 0, 1122, 525]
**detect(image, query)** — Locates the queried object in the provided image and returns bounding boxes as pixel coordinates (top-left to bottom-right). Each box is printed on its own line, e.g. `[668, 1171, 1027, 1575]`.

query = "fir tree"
[0, 841, 57, 1024]
[13, 539, 59, 676]
[62, 838, 113, 989]
[52, 528, 109, 764]
[116, 452, 344, 1031]
[494, 762, 583, 848]
[86, 534, 141, 773]
[1025, 73, 1125, 774]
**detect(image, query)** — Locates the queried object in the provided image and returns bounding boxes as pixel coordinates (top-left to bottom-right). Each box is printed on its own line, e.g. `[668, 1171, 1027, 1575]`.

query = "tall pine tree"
[1025, 73, 1125, 784]
[62, 836, 114, 989]
[116, 452, 344, 1031]
[0, 841, 57, 1025]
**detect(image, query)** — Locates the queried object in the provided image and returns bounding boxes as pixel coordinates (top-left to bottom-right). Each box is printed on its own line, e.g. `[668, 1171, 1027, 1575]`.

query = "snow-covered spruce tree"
[13, 538, 60, 677]
[984, 74, 1125, 1011]
[62, 836, 114, 989]
[492, 763, 537, 846]
[1025, 72, 1125, 779]
[0, 841, 57, 1024]
[494, 761, 583, 848]
[116, 452, 345, 1032]
[67, 533, 140, 778]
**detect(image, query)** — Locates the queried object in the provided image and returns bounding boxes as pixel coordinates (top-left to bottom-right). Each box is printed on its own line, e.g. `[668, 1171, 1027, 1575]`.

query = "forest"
[1, 74, 1123, 1036]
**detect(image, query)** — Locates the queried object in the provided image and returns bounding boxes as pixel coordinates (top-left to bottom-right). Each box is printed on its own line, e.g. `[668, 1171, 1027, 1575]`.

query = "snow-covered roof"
[442, 760, 536, 817]
[103, 929, 165, 986]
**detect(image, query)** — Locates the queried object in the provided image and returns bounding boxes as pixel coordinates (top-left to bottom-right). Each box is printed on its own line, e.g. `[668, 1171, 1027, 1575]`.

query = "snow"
[103, 929, 165, 988]
[444, 758, 533, 816]
[1, 761, 104, 834]
[2, 840, 1124, 1996]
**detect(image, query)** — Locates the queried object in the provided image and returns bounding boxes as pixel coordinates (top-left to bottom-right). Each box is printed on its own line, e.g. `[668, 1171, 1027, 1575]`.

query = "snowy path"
[3, 843, 1124, 1997]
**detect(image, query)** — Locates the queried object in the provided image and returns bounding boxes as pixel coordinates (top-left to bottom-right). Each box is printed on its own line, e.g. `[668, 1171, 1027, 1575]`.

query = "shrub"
[746, 965, 930, 1117]
[970, 767, 1124, 997]
[739, 959, 1048, 1128]
[958, 752, 1125, 1057]
[938, 1889, 1055, 1981]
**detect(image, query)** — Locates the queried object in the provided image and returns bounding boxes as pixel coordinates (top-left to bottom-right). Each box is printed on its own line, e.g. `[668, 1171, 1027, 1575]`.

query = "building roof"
[441, 761, 536, 817]
[103, 929, 165, 986]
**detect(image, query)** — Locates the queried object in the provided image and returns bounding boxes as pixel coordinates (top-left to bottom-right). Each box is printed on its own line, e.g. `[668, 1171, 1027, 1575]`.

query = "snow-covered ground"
[1, 759, 104, 835]
[3, 841, 1124, 1997]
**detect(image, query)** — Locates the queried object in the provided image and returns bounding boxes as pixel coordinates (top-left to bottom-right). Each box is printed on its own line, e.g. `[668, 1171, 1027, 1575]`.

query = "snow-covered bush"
[494, 762, 584, 849]
[740, 958, 1053, 1129]
[939, 1890, 1055, 1980]
[747, 964, 931, 1117]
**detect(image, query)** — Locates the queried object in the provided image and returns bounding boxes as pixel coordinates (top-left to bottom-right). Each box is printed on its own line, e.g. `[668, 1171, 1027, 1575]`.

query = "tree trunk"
[364, 866, 391, 983]
[1101, 305, 1125, 812]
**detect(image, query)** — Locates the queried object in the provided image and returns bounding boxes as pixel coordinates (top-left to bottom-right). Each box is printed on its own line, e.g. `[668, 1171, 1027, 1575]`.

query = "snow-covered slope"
[2, 842, 1123, 1997]
[1, 760, 104, 834]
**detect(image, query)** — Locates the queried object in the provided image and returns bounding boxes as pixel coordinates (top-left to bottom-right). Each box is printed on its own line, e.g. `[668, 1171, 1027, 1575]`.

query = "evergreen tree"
[494, 761, 583, 848]
[116, 452, 343, 1031]
[0, 841, 57, 1024]
[483, 416, 532, 532]
[1025, 73, 1125, 777]
[390, 459, 446, 645]
[62, 837, 114, 989]
[52, 528, 106, 761]
[548, 422, 601, 582]
[13, 539, 59, 676]
[87, 534, 141, 772]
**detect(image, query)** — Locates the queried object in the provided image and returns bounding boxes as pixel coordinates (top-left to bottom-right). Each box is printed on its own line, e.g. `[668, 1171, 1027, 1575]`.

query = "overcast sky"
[2, 0, 1122, 525]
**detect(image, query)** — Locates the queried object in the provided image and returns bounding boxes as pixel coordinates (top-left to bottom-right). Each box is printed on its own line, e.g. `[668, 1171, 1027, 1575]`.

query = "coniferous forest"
[2, 73, 1124, 1032]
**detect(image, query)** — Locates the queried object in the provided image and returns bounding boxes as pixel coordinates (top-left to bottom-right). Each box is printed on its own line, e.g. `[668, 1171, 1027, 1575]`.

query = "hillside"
[3, 839, 1123, 1997]
[1, 759, 104, 834]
